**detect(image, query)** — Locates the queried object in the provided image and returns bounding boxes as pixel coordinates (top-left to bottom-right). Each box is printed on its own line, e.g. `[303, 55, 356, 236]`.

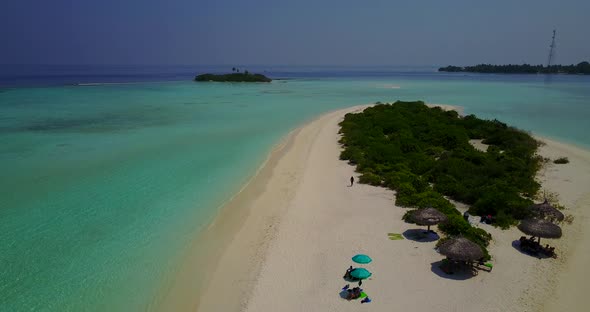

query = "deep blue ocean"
[1, 65, 589, 311]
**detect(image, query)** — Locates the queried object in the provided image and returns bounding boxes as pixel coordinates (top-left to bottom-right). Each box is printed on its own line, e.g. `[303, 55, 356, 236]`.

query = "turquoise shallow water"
[1, 73, 589, 310]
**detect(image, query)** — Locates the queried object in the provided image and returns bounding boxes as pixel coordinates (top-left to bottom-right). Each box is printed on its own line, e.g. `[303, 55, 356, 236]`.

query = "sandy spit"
[162, 104, 590, 312]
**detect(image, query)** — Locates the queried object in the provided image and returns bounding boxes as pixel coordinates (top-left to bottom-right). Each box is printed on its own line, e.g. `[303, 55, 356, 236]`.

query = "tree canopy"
[194, 72, 271, 82]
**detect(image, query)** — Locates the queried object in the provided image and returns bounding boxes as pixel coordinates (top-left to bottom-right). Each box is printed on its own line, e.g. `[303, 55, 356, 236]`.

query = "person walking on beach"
[350, 176, 354, 187]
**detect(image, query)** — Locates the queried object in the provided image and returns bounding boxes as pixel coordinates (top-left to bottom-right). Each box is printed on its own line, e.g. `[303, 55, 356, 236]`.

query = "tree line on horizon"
[439, 61, 590, 74]
[194, 67, 271, 82]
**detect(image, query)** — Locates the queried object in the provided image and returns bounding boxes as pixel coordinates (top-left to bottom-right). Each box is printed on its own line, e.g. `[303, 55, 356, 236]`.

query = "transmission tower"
[546, 29, 556, 68]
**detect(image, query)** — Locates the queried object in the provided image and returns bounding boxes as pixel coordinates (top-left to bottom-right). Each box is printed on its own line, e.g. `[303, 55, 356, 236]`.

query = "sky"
[1, 0, 589, 66]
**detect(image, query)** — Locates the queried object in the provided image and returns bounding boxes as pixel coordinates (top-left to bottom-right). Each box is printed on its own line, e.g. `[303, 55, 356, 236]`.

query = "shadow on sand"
[339, 289, 349, 299]
[511, 240, 552, 259]
[339, 289, 361, 300]
[338, 288, 365, 301]
[430, 260, 474, 280]
[342, 276, 361, 283]
[402, 229, 440, 242]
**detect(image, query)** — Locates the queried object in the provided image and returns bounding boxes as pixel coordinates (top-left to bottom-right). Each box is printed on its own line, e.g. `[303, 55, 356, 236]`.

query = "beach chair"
[464, 261, 478, 276]
[474, 260, 493, 272]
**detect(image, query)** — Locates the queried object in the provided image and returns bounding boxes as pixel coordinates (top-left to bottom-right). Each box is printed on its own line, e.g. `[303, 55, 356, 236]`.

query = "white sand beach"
[171, 104, 590, 312]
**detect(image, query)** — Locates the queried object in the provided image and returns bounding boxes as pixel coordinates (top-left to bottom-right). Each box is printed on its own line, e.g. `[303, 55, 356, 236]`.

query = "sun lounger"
[474, 261, 493, 272]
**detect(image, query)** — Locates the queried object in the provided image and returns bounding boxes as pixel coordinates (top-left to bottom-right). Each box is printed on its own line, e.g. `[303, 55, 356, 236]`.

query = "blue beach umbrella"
[350, 267, 372, 280]
[352, 254, 372, 264]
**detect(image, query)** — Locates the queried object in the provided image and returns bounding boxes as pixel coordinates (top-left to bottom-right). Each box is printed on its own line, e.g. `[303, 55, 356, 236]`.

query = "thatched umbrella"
[411, 207, 448, 232]
[438, 237, 484, 262]
[529, 200, 564, 222]
[518, 218, 562, 244]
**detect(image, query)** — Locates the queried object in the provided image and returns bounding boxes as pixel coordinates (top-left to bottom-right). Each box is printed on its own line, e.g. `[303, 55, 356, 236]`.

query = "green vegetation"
[194, 72, 271, 82]
[439, 61, 590, 75]
[339, 101, 544, 259]
[553, 157, 569, 164]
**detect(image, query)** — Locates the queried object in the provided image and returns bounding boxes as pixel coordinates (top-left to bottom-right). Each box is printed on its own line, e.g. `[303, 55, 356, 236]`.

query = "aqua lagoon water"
[1, 67, 589, 310]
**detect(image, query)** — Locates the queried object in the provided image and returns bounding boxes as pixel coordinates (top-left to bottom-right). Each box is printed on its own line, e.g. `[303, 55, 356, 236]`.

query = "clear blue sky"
[1, 0, 588, 66]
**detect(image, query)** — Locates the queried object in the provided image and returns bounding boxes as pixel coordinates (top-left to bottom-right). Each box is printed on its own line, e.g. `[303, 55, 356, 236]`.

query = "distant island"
[194, 69, 271, 82]
[439, 61, 590, 74]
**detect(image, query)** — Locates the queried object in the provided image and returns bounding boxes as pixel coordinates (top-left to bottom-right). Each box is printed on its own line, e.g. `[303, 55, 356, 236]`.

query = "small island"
[439, 61, 590, 74]
[194, 69, 272, 82]
[338, 101, 549, 259]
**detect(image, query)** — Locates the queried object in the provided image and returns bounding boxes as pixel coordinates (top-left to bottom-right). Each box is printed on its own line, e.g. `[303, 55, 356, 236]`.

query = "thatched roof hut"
[518, 218, 562, 239]
[438, 237, 484, 262]
[529, 200, 564, 222]
[411, 207, 448, 232]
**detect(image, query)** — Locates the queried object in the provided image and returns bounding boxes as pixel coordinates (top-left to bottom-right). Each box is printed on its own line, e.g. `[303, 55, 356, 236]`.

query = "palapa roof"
[411, 207, 448, 226]
[529, 200, 564, 222]
[518, 218, 562, 239]
[438, 237, 484, 261]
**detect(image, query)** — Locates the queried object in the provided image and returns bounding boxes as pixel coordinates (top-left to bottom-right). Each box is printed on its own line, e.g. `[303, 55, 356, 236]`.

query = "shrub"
[359, 172, 382, 186]
[402, 210, 414, 223]
[553, 157, 569, 164]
